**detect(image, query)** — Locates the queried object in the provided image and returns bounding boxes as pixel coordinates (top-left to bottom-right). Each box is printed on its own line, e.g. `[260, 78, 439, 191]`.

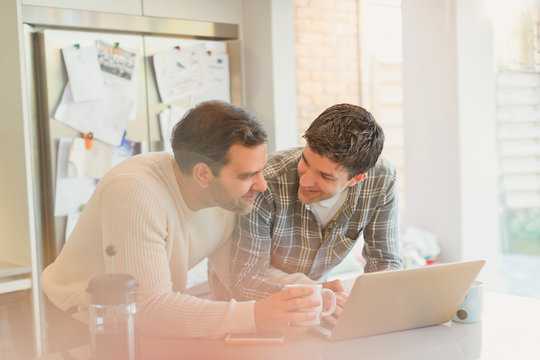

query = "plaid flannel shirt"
[229, 147, 402, 300]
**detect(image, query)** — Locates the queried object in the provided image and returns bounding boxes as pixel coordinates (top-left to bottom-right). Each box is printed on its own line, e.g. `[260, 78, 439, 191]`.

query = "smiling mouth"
[301, 187, 319, 195]
[242, 192, 257, 201]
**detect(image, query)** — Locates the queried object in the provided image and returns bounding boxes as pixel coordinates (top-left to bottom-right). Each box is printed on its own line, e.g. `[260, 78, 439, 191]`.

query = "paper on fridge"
[61, 45, 105, 102]
[65, 212, 81, 242]
[153, 43, 210, 103]
[158, 107, 171, 149]
[159, 104, 187, 152]
[190, 53, 231, 107]
[112, 138, 140, 167]
[54, 82, 133, 146]
[54, 138, 97, 217]
[169, 104, 187, 134]
[96, 40, 139, 121]
[68, 138, 113, 179]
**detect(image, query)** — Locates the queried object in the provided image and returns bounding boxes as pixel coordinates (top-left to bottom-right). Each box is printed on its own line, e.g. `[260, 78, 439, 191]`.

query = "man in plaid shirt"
[228, 104, 402, 323]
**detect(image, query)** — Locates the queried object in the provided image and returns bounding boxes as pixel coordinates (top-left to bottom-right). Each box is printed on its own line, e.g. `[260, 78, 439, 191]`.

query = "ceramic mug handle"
[320, 288, 337, 316]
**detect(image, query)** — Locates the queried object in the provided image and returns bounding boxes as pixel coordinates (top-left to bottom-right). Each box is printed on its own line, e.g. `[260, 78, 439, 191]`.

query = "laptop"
[313, 260, 486, 341]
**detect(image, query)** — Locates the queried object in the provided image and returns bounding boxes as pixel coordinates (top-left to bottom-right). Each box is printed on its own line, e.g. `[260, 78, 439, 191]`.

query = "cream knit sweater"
[42, 152, 256, 338]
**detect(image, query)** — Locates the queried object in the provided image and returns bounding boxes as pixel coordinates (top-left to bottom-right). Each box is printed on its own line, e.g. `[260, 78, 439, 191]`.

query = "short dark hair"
[171, 101, 267, 175]
[303, 103, 384, 177]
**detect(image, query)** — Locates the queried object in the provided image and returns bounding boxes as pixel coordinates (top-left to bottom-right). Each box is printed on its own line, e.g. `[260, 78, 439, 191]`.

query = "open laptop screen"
[314, 260, 485, 341]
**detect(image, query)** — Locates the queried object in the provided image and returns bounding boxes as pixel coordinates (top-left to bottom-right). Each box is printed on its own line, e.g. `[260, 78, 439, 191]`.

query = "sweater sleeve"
[98, 175, 257, 338]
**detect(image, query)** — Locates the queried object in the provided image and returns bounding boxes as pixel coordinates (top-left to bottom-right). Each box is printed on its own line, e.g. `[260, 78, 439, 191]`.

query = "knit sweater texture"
[42, 152, 256, 338]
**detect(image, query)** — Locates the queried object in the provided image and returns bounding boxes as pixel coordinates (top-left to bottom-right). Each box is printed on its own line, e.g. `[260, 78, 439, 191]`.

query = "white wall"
[269, 0, 299, 151]
[402, 0, 462, 260]
[242, 0, 298, 152]
[402, 0, 500, 283]
[456, 0, 500, 277]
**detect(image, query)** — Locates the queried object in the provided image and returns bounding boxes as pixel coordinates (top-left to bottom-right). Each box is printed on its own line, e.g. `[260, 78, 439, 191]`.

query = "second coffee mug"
[284, 283, 337, 326]
[452, 280, 484, 323]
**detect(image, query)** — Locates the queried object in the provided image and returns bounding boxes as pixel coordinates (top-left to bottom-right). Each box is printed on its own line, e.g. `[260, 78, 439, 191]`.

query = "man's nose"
[252, 172, 267, 192]
[299, 170, 315, 188]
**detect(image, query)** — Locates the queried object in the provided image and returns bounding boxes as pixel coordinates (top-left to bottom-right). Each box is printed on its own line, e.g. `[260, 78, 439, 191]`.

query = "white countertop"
[42, 291, 540, 359]
[139, 291, 540, 360]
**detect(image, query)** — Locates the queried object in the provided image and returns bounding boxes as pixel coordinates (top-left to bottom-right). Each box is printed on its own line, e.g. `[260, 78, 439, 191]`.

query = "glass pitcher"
[86, 273, 138, 360]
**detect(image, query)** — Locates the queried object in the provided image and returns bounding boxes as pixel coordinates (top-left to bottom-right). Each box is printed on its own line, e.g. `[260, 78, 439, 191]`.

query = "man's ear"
[347, 173, 367, 187]
[193, 162, 214, 188]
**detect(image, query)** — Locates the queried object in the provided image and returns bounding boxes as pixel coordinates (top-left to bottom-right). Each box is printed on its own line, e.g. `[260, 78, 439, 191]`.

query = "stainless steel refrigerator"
[21, 7, 242, 352]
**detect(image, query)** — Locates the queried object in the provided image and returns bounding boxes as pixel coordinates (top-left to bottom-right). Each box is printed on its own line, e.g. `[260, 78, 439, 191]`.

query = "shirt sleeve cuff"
[231, 299, 258, 334]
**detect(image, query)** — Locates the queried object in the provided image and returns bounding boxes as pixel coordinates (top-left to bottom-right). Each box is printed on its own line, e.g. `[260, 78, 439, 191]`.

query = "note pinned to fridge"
[54, 82, 133, 146]
[68, 138, 113, 179]
[96, 40, 140, 121]
[65, 212, 82, 242]
[54, 138, 98, 217]
[158, 107, 170, 146]
[169, 104, 187, 133]
[158, 104, 187, 152]
[190, 53, 231, 107]
[54, 136, 141, 218]
[112, 138, 140, 167]
[61, 45, 105, 102]
[153, 43, 210, 103]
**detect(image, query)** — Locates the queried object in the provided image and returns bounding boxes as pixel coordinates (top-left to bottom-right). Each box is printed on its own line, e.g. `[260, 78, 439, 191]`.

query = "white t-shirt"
[310, 188, 349, 226]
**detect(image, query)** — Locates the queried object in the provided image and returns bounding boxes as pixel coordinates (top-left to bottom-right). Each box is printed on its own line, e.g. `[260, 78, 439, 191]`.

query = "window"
[490, 0, 540, 297]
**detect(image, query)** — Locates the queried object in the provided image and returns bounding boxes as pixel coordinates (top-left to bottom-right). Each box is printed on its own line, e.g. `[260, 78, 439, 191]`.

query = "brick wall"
[294, 0, 360, 142]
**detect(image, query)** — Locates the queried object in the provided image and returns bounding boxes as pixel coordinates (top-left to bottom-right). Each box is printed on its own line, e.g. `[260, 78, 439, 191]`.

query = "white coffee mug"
[452, 280, 484, 323]
[284, 283, 337, 326]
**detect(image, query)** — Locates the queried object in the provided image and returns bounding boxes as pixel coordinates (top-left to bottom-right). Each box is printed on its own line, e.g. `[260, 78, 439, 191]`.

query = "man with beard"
[42, 101, 320, 339]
